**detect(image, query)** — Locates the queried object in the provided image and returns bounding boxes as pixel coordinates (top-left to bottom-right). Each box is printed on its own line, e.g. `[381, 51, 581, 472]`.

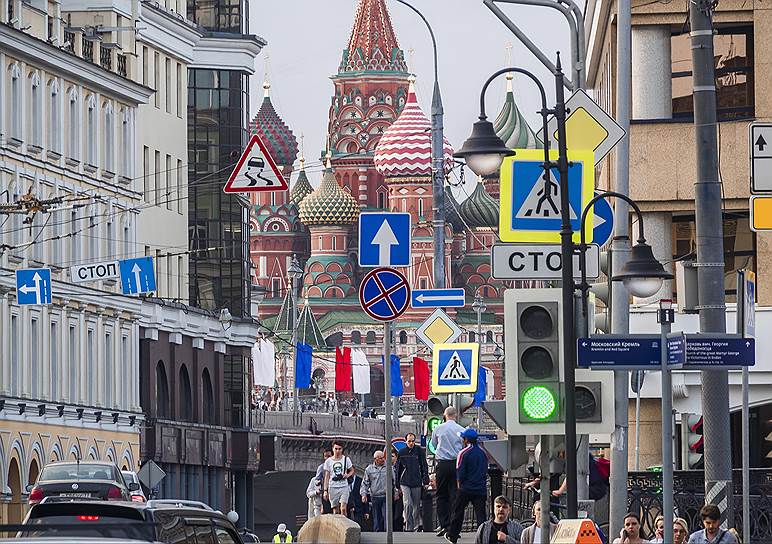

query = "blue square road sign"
[119, 257, 157, 295]
[358, 212, 411, 267]
[16, 268, 52, 305]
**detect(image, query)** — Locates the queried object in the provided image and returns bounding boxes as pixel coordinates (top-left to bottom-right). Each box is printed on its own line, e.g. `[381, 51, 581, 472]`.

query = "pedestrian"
[306, 474, 322, 519]
[361, 450, 390, 532]
[651, 514, 665, 543]
[612, 513, 651, 544]
[431, 406, 465, 537]
[391, 448, 404, 532]
[347, 471, 367, 526]
[322, 441, 355, 516]
[272, 523, 292, 543]
[445, 428, 488, 544]
[473, 495, 524, 544]
[315, 448, 333, 514]
[394, 432, 429, 531]
[520, 500, 557, 543]
[687, 504, 738, 543]
[673, 517, 690, 544]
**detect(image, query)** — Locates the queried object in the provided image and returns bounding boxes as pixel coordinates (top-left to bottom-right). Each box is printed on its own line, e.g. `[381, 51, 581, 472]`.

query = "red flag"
[413, 357, 430, 400]
[335, 346, 352, 392]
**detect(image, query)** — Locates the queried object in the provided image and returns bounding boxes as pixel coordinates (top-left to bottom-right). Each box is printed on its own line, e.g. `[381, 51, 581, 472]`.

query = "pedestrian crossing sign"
[499, 148, 594, 243]
[432, 342, 479, 393]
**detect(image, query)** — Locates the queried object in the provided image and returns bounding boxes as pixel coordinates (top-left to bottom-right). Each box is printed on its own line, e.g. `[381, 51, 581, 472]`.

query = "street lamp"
[454, 118, 514, 177]
[287, 254, 303, 415]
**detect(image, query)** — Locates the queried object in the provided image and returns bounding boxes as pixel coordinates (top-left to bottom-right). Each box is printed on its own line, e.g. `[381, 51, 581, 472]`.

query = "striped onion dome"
[444, 185, 465, 234]
[299, 161, 359, 226]
[289, 157, 313, 206]
[373, 79, 453, 177]
[460, 178, 499, 229]
[250, 81, 299, 168]
[493, 76, 542, 149]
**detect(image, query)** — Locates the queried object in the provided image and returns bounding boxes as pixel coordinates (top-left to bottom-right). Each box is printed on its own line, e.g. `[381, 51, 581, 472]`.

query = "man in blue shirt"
[445, 428, 488, 544]
[430, 406, 465, 537]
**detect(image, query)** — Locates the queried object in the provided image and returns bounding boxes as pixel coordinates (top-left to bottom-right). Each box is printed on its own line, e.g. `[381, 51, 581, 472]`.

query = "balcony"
[81, 37, 93, 63]
[100, 47, 112, 71]
[116, 54, 127, 77]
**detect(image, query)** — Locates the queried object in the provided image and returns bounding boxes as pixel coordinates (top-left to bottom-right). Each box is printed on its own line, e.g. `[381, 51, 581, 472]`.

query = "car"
[121, 471, 147, 503]
[27, 461, 137, 505]
[18, 498, 246, 543]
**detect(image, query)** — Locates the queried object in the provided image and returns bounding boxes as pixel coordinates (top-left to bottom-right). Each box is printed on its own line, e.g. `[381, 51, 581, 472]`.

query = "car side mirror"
[25, 484, 33, 493]
[128, 482, 139, 491]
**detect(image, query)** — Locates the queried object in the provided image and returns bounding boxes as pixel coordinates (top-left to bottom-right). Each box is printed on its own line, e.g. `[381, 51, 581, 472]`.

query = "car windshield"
[39, 464, 116, 482]
[121, 472, 137, 484]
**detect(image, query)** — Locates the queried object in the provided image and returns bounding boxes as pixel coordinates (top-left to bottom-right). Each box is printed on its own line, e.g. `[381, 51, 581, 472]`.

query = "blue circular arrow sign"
[593, 191, 615, 247]
[359, 267, 410, 322]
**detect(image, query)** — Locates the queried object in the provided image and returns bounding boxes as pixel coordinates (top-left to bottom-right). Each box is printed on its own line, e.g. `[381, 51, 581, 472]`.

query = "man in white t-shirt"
[323, 441, 355, 515]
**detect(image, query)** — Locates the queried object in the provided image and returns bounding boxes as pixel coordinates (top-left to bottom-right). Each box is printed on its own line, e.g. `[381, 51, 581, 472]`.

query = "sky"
[250, 0, 572, 198]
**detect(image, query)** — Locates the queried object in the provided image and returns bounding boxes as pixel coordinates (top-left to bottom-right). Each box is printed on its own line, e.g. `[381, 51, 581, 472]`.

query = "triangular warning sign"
[224, 134, 289, 193]
[440, 351, 470, 381]
[515, 172, 578, 220]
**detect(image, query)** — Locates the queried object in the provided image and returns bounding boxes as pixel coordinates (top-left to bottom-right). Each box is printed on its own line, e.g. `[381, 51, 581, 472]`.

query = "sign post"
[383, 320, 394, 543]
[658, 300, 675, 544]
[738, 269, 755, 544]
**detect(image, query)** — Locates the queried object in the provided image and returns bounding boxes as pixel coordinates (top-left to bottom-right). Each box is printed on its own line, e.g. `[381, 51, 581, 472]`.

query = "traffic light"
[504, 288, 614, 435]
[591, 250, 611, 333]
[681, 413, 704, 469]
[425, 394, 448, 456]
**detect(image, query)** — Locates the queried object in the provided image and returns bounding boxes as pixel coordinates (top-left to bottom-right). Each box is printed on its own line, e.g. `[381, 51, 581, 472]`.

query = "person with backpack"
[322, 440, 355, 516]
[687, 504, 738, 543]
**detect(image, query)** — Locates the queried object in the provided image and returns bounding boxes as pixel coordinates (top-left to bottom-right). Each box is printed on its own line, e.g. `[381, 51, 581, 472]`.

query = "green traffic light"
[521, 385, 558, 421]
[427, 416, 441, 432]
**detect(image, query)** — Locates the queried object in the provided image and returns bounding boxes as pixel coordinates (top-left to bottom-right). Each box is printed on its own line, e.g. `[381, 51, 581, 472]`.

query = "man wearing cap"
[272, 523, 292, 543]
[431, 406, 465, 537]
[445, 428, 489, 544]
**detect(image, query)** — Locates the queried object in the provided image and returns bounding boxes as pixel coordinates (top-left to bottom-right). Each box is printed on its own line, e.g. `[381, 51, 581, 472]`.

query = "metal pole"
[384, 320, 394, 544]
[689, 0, 732, 527]
[539, 436, 552, 544]
[554, 55, 578, 519]
[609, 0, 632, 532]
[737, 270, 750, 543]
[659, 302, 674, 544]
[291, 273, 299, 416]
[634, 383, 641, 471]
[475, 296, 485, 426]
[574, 291, 589, 501]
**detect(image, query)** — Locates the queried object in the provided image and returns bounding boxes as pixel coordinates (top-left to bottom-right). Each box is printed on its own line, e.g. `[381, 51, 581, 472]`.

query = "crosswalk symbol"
[432, 343, 479, 393]
[515, 172, 578, 220]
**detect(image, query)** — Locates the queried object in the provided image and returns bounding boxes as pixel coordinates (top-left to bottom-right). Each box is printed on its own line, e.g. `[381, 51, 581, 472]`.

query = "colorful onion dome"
[250, 81, 299, 168]
[460, 177, 499, 229]
[493, 75, 542, 149]
[373, 79, 454, 177]
[299, 161, 360, 226]
[444, 185, 465, 234]
[289, 157, 313, 206]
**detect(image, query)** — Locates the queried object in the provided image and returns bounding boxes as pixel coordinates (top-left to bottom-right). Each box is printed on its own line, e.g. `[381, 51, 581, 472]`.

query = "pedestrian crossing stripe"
[432, 342, 479, 393]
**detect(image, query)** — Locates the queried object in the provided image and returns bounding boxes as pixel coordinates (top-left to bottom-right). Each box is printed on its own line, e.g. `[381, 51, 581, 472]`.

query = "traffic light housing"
[504, 288, 614, 435]
[591, 250, 611, 333]
[425, 394, 448, 456]
[681, 413, 704, 469]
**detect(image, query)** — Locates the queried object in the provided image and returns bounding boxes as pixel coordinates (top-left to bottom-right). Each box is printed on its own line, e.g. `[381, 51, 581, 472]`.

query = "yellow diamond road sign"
[415, 308, 462, 349]
[538, 89, 625, 164]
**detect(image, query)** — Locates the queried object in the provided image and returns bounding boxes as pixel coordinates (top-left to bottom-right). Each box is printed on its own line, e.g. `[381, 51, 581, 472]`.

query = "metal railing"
[116, 53, 127, 77]
[63, 30, 75, 52]
[82, 37, 93, 63]
[250, 409, 420, 439]
[100, 47, 112, 70]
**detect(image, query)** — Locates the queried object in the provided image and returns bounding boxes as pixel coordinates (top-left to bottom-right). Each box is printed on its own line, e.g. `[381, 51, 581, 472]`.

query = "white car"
[121, 471, 146, 503]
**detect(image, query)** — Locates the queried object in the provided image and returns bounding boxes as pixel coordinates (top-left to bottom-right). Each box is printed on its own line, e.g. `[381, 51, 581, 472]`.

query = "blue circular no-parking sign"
[359, 267, 410, 322]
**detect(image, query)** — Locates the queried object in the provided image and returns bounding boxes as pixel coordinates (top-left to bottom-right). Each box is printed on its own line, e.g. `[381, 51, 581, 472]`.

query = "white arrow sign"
[132, 263, 142, 292]
[372, 219, 399, 266]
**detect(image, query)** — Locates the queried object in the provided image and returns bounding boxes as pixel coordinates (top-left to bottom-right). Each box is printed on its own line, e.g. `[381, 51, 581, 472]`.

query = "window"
[87, 329, 94, 403]
[29, 72, 41, 146]
[123, 221, 131, 259]
[177, 256, 183, 298]
[351, 330, 362, 344]
[50, 322, 58, 400]
[105, 332, 113, 407]
[202, 369, 215, 424]
[486, 330, 494, 343]
[193, 524, 215, 544]
[399, 331, 408, 344]
[177, 159, 183, 213]
[121, 336, 129, 408]
[121, 108, 131, 177]
[106, 218, 115, 263]
[70, 209, 79, 262]
[67, 88, 79, 159]
[104, 103, 114, 172]
[332, 236, 337, 251]
[31, 318, 39, 396]
[366, 330, 376, 344]
[176, 62, 183, 117]
[156, 362, 170, 418]
[166, 254, 173, 295]
[86, 95, 96, 165]
[378, 191, 386, 209]
[671, 27, 754, 121]
[214, 524, 239, 544]
[69, 325, 77, 402]
[469, 331, 476, 342]
[179, 365, 192, 421]
[165, 58, 171, 113]
[48, 79, 59, 152]
[166, 154, 172, 209]
[8, 63, 21, 140]
[419, 277, 428, 290]
[154, 151, 161, 204]
[418, 198, 424, 218]
[154, 52, 160, 108]
[672, 212, 755, 301]
[11, 315, 19, 394]
[142, 46, 148, 85]
[143, 146, 151, 202]
[89, 214, 97, 260]
[270, 277, 281, 298]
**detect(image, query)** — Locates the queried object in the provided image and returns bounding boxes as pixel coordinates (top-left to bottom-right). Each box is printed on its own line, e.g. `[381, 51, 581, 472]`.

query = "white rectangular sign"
[751, 122, 772, 193]
[491, 243, 600, 280]
[70, 260, 120, 283]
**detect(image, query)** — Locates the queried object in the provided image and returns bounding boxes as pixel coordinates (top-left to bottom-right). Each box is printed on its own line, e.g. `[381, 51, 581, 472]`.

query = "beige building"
[585, 0, 772, 468]
[0, 0, 152, 523]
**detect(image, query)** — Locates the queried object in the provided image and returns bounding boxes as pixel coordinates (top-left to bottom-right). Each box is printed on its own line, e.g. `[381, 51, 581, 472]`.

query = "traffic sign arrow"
[757, 134, 767, 151]
[132, 263, 142, 291]
[372, 219, 399, 266]
[411, 288, 465, 308]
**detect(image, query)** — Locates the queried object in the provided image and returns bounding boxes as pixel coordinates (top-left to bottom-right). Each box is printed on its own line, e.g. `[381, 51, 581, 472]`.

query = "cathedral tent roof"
[339, 0, 408, 75]
[289, 158, 313, 206]
[296, 297, 327, 349]
[250, 81, 299, 169]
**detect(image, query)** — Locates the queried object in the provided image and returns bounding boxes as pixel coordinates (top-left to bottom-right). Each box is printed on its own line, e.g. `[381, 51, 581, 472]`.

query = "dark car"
[19, 498, 245, 543]
[27, 461, 137, 505]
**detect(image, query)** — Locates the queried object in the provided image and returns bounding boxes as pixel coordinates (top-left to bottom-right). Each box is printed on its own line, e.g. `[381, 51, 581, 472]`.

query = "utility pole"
[383, 321, 394, 544]
[689, 0, 732, 526]
[659, 300, 675, 544]
[288, 255, 303, 416]
[609, 0, 633, 533]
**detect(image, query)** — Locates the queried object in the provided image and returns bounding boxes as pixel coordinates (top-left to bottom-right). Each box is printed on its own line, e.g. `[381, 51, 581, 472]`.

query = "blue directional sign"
[593, 191, 615, 247]
[682, 335, 755, 368]
[358, 212, 411, 267]
[411, 288, 465, 309]
[119, 257, 156, 295]
[577, 335, 662, 369]
[358, 267, 410, 322]
[432, 342, 479, 393]
[667, 333, 686, 365]
[16, 268, 52, 305]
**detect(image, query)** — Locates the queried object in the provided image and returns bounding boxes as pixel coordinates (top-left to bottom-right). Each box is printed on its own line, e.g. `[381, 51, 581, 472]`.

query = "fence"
[250, 409, 421, 439]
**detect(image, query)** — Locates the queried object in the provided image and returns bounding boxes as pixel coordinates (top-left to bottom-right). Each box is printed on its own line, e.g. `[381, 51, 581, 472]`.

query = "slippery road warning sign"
[224, 134, 288, 193]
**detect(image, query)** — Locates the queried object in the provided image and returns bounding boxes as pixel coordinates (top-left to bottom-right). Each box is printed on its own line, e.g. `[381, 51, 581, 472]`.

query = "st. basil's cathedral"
[249, 0, 540, 405]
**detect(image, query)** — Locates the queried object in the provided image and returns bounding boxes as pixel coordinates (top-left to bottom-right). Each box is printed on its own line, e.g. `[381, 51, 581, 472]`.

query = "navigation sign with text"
[539, 89, 626, 164]
[358, 267, 410, 322]
[432, 342, 479, 393]
[70, 260, 120, 283]
[491, 243, 600, 280]
[500, 149, 594, 243]
[16, 268, 52, 305]
[224, 134, 288, 193]
[415, 308, 463, 349]
[750, 122, 772, 193]
[119, 257, 156, 295]
[358, 212, 411, 267]
[411, 288, 465, 309]
[577, 335, 662, 369]
[681, 335, 755, 369]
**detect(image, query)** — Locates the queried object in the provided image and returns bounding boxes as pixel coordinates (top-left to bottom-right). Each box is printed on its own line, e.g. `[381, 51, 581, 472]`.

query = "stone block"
[297, 514, 360, 544]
